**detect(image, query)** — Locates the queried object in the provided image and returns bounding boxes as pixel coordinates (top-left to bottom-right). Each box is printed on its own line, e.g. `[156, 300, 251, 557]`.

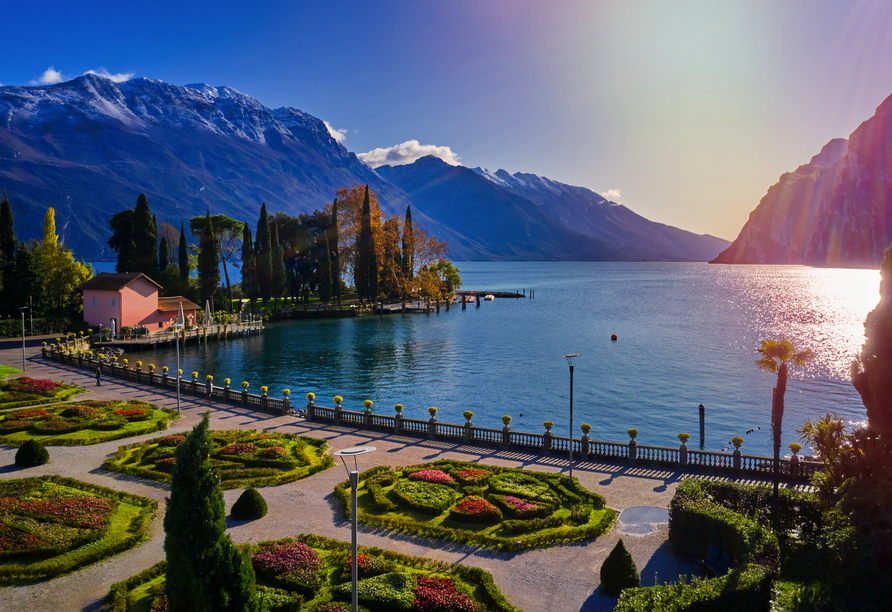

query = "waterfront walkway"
[0, 345, 802, 612]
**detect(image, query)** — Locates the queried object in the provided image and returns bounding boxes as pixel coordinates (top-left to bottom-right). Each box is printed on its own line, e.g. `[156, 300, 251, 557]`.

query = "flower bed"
[0, 400, 180, 447]
[408, 469, 457, 486]
[347, 553, 388, 578]
[0, 377, 84, 410]
[105, 431, 335, 489]
[334, 460, 615, 551]
[0, 476, 156, 584]
[108, 534, 520, 612]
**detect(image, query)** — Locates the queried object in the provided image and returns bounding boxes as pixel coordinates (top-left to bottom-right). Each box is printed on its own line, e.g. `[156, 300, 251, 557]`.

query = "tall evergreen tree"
[853, 240, 892, 440]
[330, 198, 341, 305]
[178, 221, 190, 280]
[198, 211, 220, 303]
[357, 185, 378, 302]
[8, 248, 42, 316]
[131, 194, 158, 276]
[241, 223, 258, 310]
[402, 204, 415, 281]
[319, 231, 332, 304]
[0, 189, 16, 268]
[158, 237, 170, 271]
[255, 203, 272, 303]
[164, 413, 258, 611]
[109, 209, 136, 273]
[270, 222, 286, 304]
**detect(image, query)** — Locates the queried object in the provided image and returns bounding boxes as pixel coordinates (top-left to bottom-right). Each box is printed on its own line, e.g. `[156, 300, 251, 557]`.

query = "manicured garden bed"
[334, 459, 615, 551]
[0, 399, 180, 446]
[0, 475, 157, 584]
[106, 430, 335, 489]
[0, 376, 84, 410]
[107, 533, 522, 612]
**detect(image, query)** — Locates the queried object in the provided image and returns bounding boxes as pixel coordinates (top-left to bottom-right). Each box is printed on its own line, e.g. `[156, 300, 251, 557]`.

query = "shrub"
[408, 469, 456, 486]
[231, 488, 268, 520]
[32, 419, 83, 434]
[450, 496, 502, 524]
[15, 439, 49, 467]
[155, 457, 177, 472]
[61, 405, 97, 418]
[331, 572, 415, 612]
[490, 494, 549, 520]
[257, 446, 288, 459]
[414, 576, 478, 612]
[158, 435, 186, 447]
[218, 443, 258, 456]
[600, 539, 640, 597]
[252, 542, 323, 586]
[454, 469, 490, 485]
[92, 417, 129, 431]
[393, 480, 458, 515]
[346, 553, 387, 578]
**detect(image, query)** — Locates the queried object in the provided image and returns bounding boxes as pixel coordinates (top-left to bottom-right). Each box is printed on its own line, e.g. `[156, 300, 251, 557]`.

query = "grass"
[106, 533, 522, 612]
[105, 430, 335, 489]
[0, 476, 157, 585]
[0, 364, 24, 379]
[0, 400, 181, 446]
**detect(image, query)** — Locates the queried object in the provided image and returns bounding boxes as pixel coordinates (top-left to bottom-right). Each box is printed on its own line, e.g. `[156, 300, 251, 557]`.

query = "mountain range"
[712, 92, 892, 267]
[0, 74, 728, 262]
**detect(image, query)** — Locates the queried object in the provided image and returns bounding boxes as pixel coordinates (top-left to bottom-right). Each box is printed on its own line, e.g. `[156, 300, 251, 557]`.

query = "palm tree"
[756, 337, 813, 525]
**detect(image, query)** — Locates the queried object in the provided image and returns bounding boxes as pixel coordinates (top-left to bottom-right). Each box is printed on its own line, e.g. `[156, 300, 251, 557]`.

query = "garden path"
[0, 346, 793, 611]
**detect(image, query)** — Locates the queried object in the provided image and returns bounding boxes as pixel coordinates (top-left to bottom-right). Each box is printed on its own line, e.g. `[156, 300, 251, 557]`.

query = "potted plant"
[627, 428, 638, 441]
[731, 436, 744, 450]
[677, 432, 690, 445]
[543, 420, 554, 431]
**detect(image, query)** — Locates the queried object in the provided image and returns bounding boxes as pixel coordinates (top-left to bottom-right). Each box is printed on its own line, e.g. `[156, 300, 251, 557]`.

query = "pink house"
[81, 273, 199, 335]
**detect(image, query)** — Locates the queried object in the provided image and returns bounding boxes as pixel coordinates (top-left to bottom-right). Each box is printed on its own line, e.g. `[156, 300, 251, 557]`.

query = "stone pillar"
[364, 408, 373, 429]
[463, 420, 473, 443]
[162, 371, 168, 389]
[628, 439, 638, 463]
[191, 375, 198, 394]
[223, 382, 231, 403]
[282, 396, 291, 415]
[260, 388, 268, 412]
[581, 434, 591, 456]
[501, 425, 511, 449]
[679, 442, 688, 468]
[241, 389, 248, 407]
[394, 413, 403, 434]
[428, 416, 437, 437]
[789, 453, 800, 477]
[334, 405, 342, 425]
[306, 400, 315, 421]
[732, 448, 742, 473]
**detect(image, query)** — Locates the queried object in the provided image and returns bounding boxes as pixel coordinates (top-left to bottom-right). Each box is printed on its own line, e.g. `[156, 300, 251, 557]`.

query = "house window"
[158, 322, 163, 329]
[111, 297, 116, 306]
[91, 296, 96, 307]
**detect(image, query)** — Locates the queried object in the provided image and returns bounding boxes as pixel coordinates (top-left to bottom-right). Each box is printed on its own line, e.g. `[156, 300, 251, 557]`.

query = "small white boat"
[484, 294, 494, 301]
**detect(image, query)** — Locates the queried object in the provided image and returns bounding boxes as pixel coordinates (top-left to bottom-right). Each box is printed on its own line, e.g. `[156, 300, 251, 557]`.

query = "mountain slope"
[473, 167, 729, 261]
[713, 92, 892, 267]
[377, 156, 623, 261]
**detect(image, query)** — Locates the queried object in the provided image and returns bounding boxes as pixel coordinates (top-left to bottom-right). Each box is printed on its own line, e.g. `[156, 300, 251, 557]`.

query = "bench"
[699, 545, 737, 577]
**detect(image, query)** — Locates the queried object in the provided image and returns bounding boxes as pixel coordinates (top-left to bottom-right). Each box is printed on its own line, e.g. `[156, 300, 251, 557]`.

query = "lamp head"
[563, 353, 581, 365]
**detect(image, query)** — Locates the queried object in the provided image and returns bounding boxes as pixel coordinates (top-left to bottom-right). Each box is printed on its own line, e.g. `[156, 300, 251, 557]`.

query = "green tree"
[7, 248, 42, 316]
[319, 230, 333, 304]
[0, 189, 17, 315]
[190, 214, 244, 310]
[164, 412, 258, 611]
[39, 209, 93, 314]
[852, 241, 892, 441]
[240, 222, 258, 311]
[198, 211, 220, 304]
[108, 209, 136, 273]
[158, 237, 170, 272]
[131, 194, 158, 276]
[270, 222, 286, 305]
[330, 198, 341, 305]
[402, 204, 414, 281]
[599, 538, 640, 597]
[255, 203, 272, 303]
[357, 185, 377, 302]
[756, 337, 813, 524]
[797, 413, 849, 507]
[178, 221, 190, 280]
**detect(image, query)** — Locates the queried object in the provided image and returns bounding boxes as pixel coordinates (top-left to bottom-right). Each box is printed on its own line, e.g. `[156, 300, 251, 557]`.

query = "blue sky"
[4, 0, 892, 239]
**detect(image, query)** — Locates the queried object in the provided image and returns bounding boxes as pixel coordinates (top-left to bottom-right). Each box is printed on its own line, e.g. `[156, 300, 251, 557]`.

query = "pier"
[88, 318, 264, 352]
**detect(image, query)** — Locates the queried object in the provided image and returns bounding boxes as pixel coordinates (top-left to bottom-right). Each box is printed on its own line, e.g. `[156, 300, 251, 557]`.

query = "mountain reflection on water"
[140, 262, 879, 456]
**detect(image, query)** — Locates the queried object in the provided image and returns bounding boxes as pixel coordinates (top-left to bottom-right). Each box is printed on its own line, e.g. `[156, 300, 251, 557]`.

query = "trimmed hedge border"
[106, 534, 522, 612]
[334, 459, 615, 552]
[0, 475, 157, 585]
[0, 386, 85, 411]
[105, 432, 335, 489]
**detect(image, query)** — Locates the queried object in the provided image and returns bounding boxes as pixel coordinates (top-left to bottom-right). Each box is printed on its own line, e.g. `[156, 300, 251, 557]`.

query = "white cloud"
[600, 189, 622, 200]
[30, 66, 65, 85]
[84, 68, 135, 83]
[358, 140, 461, 168]
[324, 121, 347, 144]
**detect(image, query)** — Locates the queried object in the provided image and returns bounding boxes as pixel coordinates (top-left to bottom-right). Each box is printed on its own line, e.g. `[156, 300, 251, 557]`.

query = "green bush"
[392, 480, 457, 515]
[331, 572, 416, 612]
[232, 487, 269, 520]
[600, 539, 640, 597]
[15, 439, 49, 467]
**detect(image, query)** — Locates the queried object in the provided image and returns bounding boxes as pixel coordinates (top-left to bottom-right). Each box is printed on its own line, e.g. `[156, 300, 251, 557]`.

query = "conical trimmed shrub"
[15, 439, 49, 467]
[231, 487, 268, 520]
[600, 538, 640, 597]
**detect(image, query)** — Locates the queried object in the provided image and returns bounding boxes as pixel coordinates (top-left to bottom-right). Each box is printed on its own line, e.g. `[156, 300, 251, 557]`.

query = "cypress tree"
[599, 538, 640, 597]
[241, 223, 258, 310]
[319, 230, 332, 304]
[131, 194, 158, 276]
[7, 248, 41, 318]
[357, 185, 378, 302]
[178, 221, 189, 280]
[331, 198, 341, 305]
[402, 205, 414, 281]
[109, 210, 135, 273]
[198, 211, 220, 303]
[164, 413, 258, 611]
[255, 203, 272, 303]
[158, 237, 170, 271]
[853, 239, 892, 439]
[0, 189, 16, 268]
[270, 222, 286, 305]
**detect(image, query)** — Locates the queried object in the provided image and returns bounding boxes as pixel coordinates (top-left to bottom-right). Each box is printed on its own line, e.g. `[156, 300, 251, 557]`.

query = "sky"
[4, 0, 892, 240]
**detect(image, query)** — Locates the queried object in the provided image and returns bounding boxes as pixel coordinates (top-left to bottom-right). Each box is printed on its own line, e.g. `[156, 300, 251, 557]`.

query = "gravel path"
[0, 346, 761, 611]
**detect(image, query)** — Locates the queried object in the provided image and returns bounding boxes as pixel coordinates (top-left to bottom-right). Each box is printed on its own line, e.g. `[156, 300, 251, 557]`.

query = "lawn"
[335, 459, 616, 551]
[0, 364, 23, 380]
[107, 533, 522, 612]
[0, 399, 181, 446]
[0, 376, 84, 410]
[0, 476, 157, 584]
[106, 430, 334, 489]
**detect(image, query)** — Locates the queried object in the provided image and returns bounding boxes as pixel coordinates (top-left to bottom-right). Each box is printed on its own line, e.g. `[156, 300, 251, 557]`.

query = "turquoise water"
[138, 262, 878, 456]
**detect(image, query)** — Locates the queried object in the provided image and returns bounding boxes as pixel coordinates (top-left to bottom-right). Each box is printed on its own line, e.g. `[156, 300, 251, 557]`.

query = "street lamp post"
[563, 353, 581, 487]
[333, 446, 377, 612]
[171, 323, 183, 413]
[18, 307, 28, 372]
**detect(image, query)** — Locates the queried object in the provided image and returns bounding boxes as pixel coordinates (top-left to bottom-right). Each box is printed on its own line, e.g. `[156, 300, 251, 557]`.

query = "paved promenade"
[0, 345, 787, 612]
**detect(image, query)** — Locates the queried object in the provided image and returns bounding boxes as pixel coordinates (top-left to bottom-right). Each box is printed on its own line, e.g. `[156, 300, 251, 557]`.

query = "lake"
[135, 262, 878, 457]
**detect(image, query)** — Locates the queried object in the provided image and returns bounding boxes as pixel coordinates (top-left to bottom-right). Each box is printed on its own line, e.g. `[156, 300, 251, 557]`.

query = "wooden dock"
[90, 319, 264, 352]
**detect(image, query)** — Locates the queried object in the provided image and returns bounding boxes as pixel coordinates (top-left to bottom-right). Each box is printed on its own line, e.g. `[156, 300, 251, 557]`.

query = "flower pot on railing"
[282, 389, 291, 415]
[394, 404, 403, 434]
[260, 386, 269, 412]
[191, 372, 199, 394]
[628, 429, 639, 463]
[732, 437, 743, 473]
[543, 421, 554, 454]
[333, 395, 343, 425]
[501, 415, 512, 449]
[789, 442, 801, 476]
[463, 411, 474, 443]
[363, 400, 374, 428]
[428, 407, 438, 437]
[306, 393, 316, 421]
